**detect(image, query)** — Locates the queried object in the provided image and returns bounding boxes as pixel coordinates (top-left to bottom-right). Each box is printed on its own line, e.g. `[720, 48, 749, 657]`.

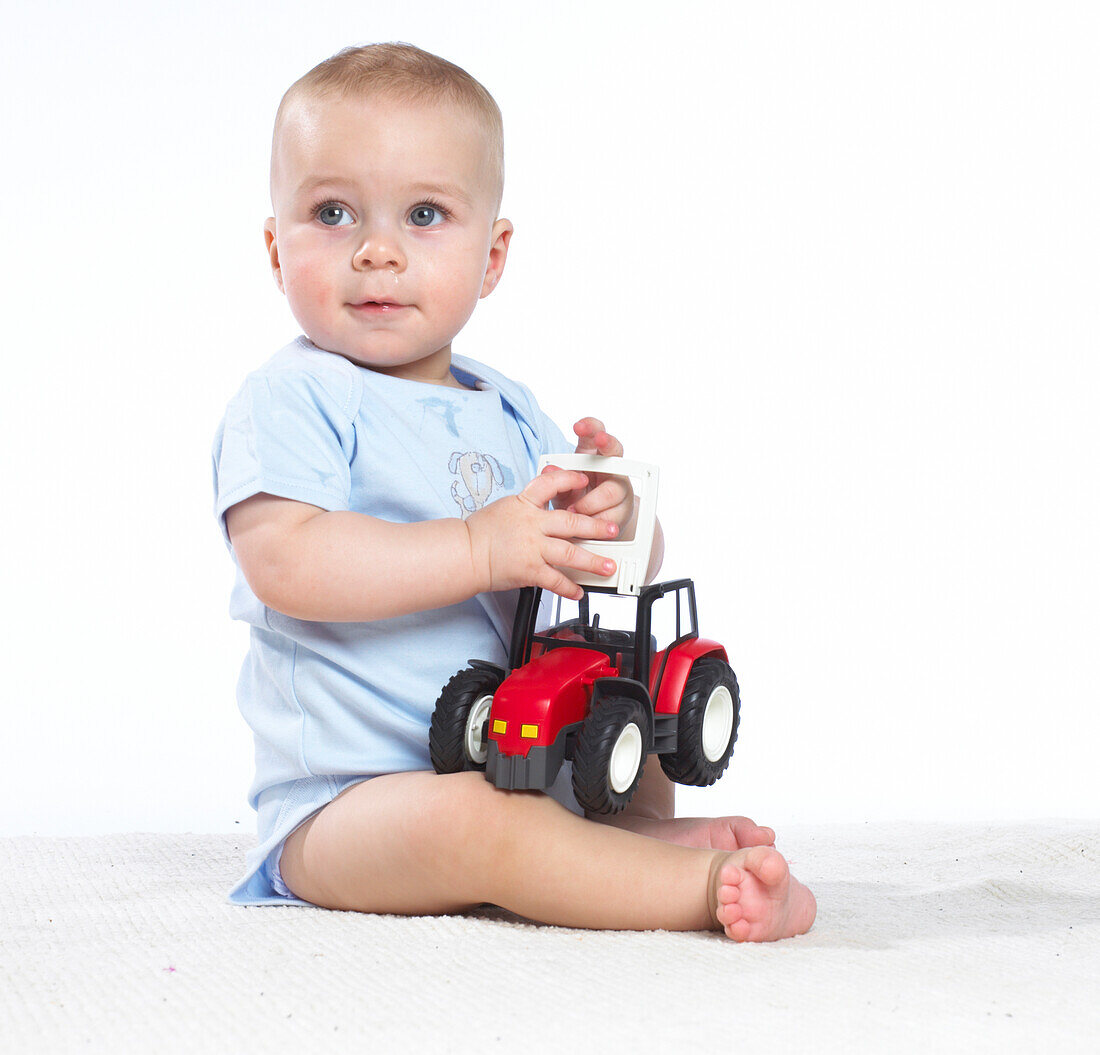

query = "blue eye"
[409, 205, 444, 227]
[317, 204, 353, 226]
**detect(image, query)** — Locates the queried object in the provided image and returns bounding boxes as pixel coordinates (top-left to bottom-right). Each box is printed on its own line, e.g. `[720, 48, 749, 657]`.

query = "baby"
[212, 42, 815, 941]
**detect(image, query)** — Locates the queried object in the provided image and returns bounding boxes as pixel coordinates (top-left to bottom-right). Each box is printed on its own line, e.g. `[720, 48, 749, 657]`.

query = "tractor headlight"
[520, 724, 539, 740]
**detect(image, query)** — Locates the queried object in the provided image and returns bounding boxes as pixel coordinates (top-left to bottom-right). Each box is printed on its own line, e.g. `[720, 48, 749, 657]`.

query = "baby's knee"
[410, 771, 502, 852]
[431, 772, 551, 854]
[438, 770, 520, 827]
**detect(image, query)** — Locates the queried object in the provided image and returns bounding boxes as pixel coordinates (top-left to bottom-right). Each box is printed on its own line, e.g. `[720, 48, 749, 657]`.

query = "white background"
[2, 1, 1096, 835]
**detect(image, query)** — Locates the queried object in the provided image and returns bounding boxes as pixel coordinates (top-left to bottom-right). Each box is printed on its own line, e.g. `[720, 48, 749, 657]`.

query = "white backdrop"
[2, 1, 1096, 835]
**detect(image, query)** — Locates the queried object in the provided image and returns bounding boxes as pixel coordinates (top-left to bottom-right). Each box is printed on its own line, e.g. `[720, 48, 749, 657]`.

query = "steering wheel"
[590, 628, 635, 647]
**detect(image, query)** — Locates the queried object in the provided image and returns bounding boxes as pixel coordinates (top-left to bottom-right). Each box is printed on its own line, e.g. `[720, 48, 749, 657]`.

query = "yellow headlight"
[492, 719, 507, 735]
[520, 724, 539, 739]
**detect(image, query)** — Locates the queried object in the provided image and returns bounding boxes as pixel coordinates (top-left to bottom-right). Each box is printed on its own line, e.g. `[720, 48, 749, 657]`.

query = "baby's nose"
[352, 230, 406, 272]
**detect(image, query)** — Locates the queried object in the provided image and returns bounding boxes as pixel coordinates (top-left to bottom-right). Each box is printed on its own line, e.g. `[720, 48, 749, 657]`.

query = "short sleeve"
[212, 367, 358, 547]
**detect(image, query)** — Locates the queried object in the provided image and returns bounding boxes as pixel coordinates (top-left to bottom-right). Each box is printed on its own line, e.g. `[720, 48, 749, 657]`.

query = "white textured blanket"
[2, 822, 1097, 1053]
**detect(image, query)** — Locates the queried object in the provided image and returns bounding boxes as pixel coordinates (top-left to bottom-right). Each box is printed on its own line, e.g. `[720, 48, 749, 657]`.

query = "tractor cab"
[510, 578, 704, 704]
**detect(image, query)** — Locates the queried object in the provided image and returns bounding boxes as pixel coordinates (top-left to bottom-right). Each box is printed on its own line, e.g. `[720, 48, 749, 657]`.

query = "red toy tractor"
[429, 578, 740, 814]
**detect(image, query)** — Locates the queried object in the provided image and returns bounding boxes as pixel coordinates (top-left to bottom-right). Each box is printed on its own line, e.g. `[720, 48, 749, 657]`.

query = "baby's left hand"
[546, 417, 634, 534]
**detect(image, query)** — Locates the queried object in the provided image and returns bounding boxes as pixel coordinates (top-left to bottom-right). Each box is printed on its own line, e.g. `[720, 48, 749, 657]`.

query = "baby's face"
[266, 93, 510, 385]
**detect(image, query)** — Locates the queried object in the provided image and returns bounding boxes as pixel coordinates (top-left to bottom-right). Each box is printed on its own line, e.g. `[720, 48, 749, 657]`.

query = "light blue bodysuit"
[212, 338, 571, 904]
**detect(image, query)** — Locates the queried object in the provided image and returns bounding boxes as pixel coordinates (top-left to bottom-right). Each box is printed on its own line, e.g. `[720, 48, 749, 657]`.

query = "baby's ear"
[263, 218, 284, 293]
[480, 218, 513, 299]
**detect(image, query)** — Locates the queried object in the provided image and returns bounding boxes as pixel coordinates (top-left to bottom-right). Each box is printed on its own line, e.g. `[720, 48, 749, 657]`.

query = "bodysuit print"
[417, 396, 462, 438]
[450, 452, 505, 517]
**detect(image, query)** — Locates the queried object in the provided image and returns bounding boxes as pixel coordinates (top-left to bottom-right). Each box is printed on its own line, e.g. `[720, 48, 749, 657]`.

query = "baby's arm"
[225, 468, 622, 622]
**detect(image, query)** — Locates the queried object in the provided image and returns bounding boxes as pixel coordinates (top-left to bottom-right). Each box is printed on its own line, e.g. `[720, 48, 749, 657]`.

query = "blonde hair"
[273, 43, 504, 207]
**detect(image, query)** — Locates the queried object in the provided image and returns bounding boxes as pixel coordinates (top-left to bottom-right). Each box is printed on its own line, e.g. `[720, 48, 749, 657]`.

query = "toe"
[747, 846, 789, 887]
[718, 863, 743, 889]
[718, 882, 741, 905]
[716, 901, 743, 926]
[725, 918, 752, 942]
[731, 817, 773, 848]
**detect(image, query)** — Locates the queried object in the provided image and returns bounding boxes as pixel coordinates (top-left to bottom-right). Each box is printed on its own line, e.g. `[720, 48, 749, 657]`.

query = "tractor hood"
[489, 647, 617, 756]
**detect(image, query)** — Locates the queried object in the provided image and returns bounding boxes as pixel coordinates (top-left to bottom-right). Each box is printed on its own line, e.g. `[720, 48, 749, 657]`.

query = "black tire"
[660, 657, 740, 787]
[430, 668, 501, 773]
[572, 697, 650, 814]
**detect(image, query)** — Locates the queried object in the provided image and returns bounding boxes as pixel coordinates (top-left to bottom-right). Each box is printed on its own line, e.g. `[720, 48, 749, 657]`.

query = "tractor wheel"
[572, 697, 650, 814]
[429, 668, 501, 773]
[660, 657, 740, 786]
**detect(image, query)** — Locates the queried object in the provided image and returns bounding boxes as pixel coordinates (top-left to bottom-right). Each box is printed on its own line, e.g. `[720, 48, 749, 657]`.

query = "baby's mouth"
[351, 299, 409, 314]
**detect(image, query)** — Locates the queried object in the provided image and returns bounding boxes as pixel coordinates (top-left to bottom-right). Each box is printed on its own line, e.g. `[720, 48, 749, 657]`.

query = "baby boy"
[212, 42, 815, 941]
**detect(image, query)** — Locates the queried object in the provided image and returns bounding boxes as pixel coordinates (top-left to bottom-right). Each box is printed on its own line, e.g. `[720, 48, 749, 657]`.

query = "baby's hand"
[465, 468, 621, 600]
[548, 418, 634, 533]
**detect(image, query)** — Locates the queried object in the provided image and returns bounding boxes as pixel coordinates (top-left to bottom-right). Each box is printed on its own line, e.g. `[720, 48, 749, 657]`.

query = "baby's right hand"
[466, 468, 620, 599]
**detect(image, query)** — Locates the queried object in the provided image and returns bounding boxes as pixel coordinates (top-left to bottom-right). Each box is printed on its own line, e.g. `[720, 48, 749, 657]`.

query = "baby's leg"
[279, 771, 813, 938]
[592, 765, 777, 851]
[604, 812, 777, 851]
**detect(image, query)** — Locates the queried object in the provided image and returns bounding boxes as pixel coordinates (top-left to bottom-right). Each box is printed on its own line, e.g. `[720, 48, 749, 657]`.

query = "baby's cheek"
[426, 256, 482, 314]
[284, 268, 335, 327]
[285, 262, 329, 302]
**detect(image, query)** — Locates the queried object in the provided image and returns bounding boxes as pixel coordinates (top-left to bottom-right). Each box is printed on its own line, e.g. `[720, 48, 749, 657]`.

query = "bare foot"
[610, 814, 776, 851]
[707, 846, 817, 942]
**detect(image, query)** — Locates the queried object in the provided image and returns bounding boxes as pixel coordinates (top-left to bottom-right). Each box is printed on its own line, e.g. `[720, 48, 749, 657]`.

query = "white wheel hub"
[465, 694, 494, 765]
[701, 685, 734, 763]
[608, 721, 643, 794]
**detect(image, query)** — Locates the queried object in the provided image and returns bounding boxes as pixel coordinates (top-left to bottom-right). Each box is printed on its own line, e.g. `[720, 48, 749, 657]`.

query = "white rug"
[2, 821, 1097, 1053]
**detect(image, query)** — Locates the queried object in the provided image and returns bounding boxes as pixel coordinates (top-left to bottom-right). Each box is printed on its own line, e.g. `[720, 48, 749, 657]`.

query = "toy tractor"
[429, 456, 740, 814]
